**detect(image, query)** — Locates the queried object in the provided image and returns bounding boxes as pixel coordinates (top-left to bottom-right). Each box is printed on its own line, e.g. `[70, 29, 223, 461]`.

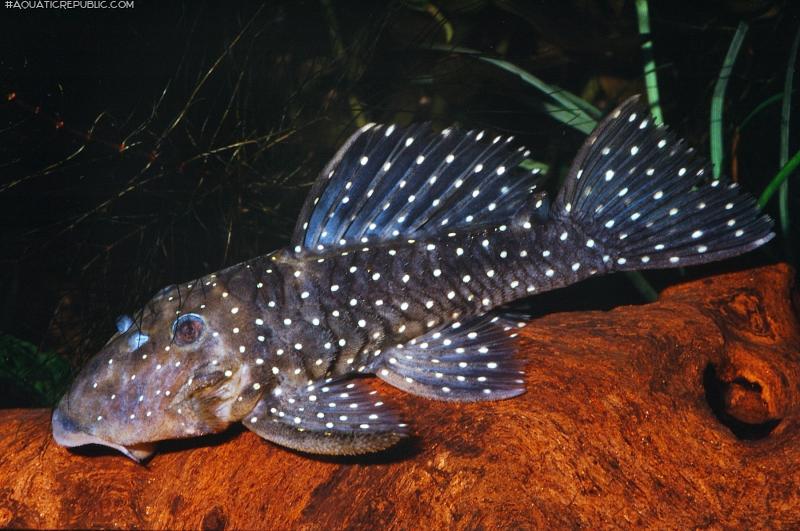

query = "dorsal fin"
[291, 123, 546, 252]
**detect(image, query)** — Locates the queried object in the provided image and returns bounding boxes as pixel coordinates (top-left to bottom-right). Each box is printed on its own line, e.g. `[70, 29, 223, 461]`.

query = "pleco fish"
[52, 96, 773, 461]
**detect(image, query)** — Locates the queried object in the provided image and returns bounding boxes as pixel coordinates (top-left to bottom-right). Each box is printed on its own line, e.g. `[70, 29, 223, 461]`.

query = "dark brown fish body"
[52, 97, 773, 460]
[246, 218, 588, 376]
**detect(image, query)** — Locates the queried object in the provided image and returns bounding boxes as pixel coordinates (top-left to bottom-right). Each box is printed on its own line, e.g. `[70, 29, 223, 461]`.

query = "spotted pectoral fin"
[373, 313, 528, 401]
[242, 379, 407, 455]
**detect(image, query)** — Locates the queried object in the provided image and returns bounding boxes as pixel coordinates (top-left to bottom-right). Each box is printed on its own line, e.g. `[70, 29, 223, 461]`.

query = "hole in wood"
[703, 364, 781, 440]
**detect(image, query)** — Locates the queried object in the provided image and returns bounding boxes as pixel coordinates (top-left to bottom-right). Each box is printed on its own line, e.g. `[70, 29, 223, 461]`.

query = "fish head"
[52, 276, 264, 461]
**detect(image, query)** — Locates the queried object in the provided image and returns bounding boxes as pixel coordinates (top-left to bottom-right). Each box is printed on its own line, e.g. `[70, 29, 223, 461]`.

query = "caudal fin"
[553, 96, 774, 269]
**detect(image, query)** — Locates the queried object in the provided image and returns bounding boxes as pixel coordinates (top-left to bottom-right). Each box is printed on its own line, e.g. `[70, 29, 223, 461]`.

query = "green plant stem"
[710, 22, 748, 179]
[635, 0, 663, 125]
[739, 92, 784, 130]
[778, 27, 800, 245]
[478, 56, 599, 133]
[425, 2, 453, 44]
[758, 147, 800, 209]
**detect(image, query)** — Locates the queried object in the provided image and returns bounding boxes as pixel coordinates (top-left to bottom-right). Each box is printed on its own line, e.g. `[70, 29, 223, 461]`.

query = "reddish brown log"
[1, 264, 799, 529]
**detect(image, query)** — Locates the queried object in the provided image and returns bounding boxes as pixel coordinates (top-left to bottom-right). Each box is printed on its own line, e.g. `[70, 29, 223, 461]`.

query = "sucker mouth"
[51, 407, 156, 462]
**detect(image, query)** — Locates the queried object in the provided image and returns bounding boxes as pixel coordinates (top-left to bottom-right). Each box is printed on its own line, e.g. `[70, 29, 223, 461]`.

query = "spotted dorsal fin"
[291, 123, 546, 252]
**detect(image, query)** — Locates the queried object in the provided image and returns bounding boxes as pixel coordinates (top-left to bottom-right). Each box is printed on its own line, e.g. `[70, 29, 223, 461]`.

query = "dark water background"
[0, 0, 797, 406]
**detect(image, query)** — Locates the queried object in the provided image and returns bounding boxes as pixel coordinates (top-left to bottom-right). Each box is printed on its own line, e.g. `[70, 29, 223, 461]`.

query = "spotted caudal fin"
[553, 96, 774, 270]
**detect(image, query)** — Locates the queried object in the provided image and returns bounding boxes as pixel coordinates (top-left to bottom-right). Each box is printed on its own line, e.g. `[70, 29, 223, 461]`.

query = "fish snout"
[51, 405, 85, 448]
[51, 403, 156, 462]
[51, 403, 102, 450]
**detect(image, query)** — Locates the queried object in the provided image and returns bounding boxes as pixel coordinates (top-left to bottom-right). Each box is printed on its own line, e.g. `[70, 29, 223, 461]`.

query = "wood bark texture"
[1, 264, 799, 529]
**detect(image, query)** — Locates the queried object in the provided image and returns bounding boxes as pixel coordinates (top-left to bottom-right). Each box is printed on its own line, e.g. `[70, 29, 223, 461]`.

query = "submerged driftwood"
[1, 264, 798, 529]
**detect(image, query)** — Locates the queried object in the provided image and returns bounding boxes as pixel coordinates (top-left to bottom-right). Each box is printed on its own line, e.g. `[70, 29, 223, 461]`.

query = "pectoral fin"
[243, 378, 407, 455]
[373, 312, 528, 401]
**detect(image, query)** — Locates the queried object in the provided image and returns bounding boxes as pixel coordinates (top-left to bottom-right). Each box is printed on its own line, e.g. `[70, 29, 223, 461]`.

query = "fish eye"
[172, 313, 205, 346]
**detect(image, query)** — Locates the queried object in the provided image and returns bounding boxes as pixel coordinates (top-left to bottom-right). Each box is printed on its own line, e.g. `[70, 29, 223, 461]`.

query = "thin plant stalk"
[739, 92, 784, 130]
[758, 147, 800, 209]
[635, 0, 663, 125]
[710, 22, 748, 179]
[778, 27, 800, 253]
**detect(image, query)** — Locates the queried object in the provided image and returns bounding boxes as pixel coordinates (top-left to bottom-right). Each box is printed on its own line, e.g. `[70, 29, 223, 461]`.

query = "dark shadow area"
[155, 423, 247, 457]
[294, 434, 424, 465]
[512, 272, 648, 320]
[66, 424, 247, 464]
[68, 443, 133, 460]
[70, 422, 422, 465]
[702, 364, 781, 441]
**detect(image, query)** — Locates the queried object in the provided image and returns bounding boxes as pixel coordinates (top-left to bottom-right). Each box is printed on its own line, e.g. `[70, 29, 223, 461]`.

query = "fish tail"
[553, 96, 774, 270]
